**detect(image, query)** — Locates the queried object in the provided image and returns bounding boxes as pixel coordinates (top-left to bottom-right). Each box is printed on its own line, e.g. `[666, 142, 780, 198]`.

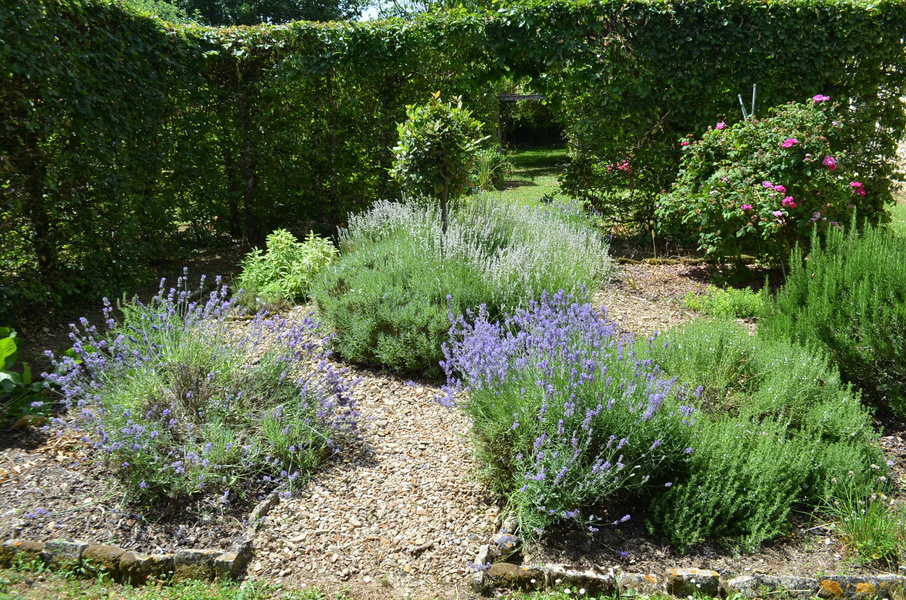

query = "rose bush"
[657, 97, 881, 266]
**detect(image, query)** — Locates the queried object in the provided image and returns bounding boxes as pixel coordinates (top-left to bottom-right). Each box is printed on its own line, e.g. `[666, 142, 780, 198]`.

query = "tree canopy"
[175, 0, 365, 24]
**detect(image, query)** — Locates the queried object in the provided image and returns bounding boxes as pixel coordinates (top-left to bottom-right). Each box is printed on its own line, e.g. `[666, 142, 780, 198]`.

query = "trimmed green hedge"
[3, 0, 905, 319]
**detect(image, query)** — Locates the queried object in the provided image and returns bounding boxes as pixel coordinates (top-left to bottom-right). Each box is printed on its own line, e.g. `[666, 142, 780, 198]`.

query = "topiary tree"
[390, 92, 488, 232]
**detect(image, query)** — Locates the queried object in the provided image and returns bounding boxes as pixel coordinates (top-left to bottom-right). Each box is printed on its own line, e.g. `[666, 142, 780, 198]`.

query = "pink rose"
[773, 210, 784, 217]
[762, 181, 774, 188]
[811, 211, 821, 222]
[780, 138, 799, 148]
[782, 196, 796, 208]
[813, 94, 831, 103]
[715, 121, 726, 130]
[773, 184, 787, 193]
[680, 141, 690, 146]
[741, 204, 753, 211]
[849, 181, 862, 188]
[823, 155, 837, 170]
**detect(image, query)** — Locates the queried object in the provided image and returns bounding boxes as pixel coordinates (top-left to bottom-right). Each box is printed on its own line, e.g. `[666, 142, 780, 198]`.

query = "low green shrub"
[312, 198, 609, 376]
[46, 273, 358, 505]
[646, 319, 882, 552]
[682, 285, 768, 319]
[236, 229, 337, 308]
[760, 222, 906, 417]
[472, 146, 513, 192]
[658, 97, 882, 266]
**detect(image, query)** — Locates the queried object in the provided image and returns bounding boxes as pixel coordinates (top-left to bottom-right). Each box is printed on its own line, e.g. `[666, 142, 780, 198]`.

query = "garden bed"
[2, 262, 905, 599]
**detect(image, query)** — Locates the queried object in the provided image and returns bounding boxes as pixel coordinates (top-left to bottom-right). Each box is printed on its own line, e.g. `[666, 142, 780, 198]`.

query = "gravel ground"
[249, 372, 498, 599]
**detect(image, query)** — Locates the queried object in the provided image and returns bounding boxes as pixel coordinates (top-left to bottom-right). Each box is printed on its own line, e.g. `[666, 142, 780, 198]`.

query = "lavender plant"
[45, 272, 358, 504]
[314, 197, 609, 376]
[442, 291, 695, 537]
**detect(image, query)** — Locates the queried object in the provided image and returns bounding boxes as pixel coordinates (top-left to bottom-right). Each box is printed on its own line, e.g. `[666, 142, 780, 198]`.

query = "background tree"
[119, 0, 197, 22]
[176, 0, 365, 24]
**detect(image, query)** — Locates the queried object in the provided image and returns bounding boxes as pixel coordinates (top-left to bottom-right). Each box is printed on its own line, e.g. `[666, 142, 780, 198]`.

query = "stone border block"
[0, 540, 45, 568]
[0, 490, 284, 586]
[726, 574, 819, 599]
[667, 568, 721, 597]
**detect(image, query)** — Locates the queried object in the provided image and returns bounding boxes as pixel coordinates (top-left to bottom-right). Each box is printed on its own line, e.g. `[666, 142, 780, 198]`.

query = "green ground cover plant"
[658, 97, 882, 266]
[760, 223, 906, 417]
[45, 272, 358, 505]
[312, 197, 609, 376]
[497, 146, 568, 205]
[682, 285, 768, 319]
[236, 229, 338, 309]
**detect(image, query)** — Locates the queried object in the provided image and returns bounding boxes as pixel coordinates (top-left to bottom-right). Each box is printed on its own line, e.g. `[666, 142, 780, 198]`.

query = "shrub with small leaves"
[45, 272, 358, 505]
[658, 97, 882, 266]
[236, 229, 337, 308]
[761, 222, 906, 416]
[646, 318, 882, 552]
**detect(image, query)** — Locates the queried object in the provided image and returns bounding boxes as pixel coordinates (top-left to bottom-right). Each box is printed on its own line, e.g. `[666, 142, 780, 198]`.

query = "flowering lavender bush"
[45, 272, 358, 504]
[442, 291, 695, 537]
[658, 96, 883, 266]
[313, 197, 609, 376]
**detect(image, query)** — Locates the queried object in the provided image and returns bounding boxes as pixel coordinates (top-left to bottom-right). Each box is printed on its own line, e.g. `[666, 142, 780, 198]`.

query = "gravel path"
[250, 372, 498, 599]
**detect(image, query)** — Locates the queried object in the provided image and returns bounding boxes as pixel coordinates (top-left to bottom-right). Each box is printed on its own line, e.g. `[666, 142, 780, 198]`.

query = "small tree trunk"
[440, 181, 449, 235]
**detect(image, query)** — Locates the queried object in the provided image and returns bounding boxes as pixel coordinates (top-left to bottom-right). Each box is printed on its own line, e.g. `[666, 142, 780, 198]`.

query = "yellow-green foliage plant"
[237, 229, 337, 308]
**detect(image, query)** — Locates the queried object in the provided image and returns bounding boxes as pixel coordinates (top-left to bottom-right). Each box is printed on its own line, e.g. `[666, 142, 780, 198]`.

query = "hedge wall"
[2, 0, 904, 319]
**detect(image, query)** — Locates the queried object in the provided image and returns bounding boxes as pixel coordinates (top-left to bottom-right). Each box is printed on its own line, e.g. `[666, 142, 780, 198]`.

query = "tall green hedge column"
[390, 92, 488, 232]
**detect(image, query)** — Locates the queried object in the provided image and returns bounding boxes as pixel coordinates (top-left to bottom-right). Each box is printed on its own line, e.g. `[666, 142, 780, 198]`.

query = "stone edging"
[470, 518, 906, 599]
[0, 492, 279, 585]
[471, 562, 906, 600]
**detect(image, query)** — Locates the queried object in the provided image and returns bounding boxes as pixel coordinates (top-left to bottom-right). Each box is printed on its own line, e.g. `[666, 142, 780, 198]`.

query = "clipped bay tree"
[391, 92, 488, 232]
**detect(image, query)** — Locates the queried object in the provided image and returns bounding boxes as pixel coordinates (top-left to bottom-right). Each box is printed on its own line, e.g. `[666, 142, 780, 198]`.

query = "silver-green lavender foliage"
[45, 272, 358, 504]
[315, 197, 610, 375]
[340, 197, 609, 310]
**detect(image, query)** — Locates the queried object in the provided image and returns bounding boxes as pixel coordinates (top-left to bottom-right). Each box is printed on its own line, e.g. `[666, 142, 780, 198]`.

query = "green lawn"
[495, 145, 568, 205]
